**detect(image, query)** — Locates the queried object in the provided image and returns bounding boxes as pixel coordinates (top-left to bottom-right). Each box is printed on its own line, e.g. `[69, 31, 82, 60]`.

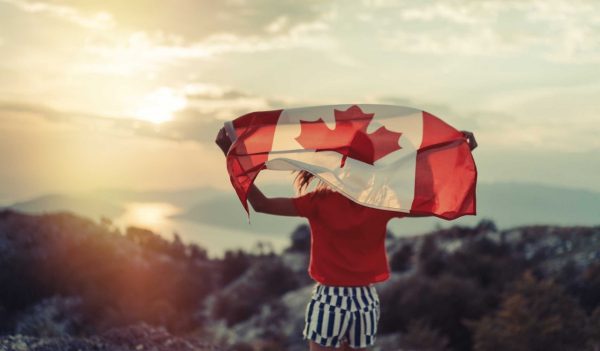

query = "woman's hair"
[293, 170, 329, 194]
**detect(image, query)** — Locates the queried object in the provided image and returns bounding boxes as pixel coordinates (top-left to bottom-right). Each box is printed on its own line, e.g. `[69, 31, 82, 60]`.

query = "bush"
[15, 296, 82, 337]
[0, 211, 215, 334]
[418, 236, 446, 277]
[574, 263, 600, 313]
[212, 257, 299, 326]
[389, 244, 413, 273]
[471, 272, 588, 351]
[287, 224, 310, 253]
[445, 238, 527, 292]
[220, 250, 252, 286]
[379, 274, 487, 350]
[398, 319, 450, 351]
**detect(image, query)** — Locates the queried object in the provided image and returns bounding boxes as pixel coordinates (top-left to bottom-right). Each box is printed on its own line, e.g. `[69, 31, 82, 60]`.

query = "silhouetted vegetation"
[286, 224, 310, 253]
[470, 271, 591, 351]
[398, 319, 450, 351]
[389, 243, 413, 273]
[212, 257, 299, 326]
[2, 208, 600, 351]
[378, 223, 600, 351]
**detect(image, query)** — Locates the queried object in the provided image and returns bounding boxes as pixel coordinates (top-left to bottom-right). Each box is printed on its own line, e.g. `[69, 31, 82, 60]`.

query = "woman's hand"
[215, 126, 298, 216]
[461, 131, 478, 151]
[215, 127, 232, 155]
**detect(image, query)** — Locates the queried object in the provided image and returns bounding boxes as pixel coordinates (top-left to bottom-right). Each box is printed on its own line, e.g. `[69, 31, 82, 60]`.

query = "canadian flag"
[224, 104, 477, 220]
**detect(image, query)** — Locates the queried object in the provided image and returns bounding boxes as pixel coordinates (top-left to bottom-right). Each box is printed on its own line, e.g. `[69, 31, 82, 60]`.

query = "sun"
[134, 88, 186, 124]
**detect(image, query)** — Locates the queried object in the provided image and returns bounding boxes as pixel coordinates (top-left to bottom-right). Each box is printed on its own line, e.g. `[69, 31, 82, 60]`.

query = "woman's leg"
[309, 341, 331, 350]
[341, 340, 368, 351]
[309, 341, 368, 351]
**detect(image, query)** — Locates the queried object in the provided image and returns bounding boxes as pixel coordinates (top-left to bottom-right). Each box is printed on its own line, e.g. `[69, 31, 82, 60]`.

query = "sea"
[111, 201, 292, 258]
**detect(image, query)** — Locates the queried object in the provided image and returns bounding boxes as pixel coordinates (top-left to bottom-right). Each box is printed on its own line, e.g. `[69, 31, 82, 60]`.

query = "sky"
[1, 0, 599, 205]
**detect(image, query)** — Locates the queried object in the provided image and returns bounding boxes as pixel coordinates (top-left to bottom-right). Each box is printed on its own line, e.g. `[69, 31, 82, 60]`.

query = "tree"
[587, 307, 600, 351]
[212, 257, 299, 326]
[471, 272, 588, 351]
[287, 224, 310, 253]
[220, 250, 251, 286]
[399, 319, 450, 351]
[577, 263, 600, 313]
[379, 274, 486, 350]
[418, 236, 445, 276]
[389, 244, 414, 272]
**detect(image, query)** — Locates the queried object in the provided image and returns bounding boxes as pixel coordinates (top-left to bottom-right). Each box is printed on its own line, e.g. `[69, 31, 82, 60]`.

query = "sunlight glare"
[117, 202, 181, 231]
[134, 88, 186, 124]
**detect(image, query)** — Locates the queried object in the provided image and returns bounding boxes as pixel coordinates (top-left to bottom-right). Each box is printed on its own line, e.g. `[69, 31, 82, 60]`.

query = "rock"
[0, 324, 224, 351]
[13, 340, 29, 351]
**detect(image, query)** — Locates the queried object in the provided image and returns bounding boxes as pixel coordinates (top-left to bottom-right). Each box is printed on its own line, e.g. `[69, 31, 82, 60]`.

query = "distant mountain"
[393, 182, 600, 235]
[172, 191, 304, 234]
[477, 182, 600, 227]
[2, 186, 228, 222]
[7, 193, 123, 221]
[89, 186, 225, 209]
[178, 182, 600, 236]
[4, 182, 600, 237]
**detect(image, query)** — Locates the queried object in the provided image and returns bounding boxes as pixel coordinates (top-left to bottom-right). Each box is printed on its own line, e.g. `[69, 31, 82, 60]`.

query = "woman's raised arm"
[215, 127, 299, 217]
[246, 184, 299, 217]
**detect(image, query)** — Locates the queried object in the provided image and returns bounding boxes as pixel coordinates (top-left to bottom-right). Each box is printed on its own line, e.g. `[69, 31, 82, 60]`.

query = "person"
[215, 127, 477, 351]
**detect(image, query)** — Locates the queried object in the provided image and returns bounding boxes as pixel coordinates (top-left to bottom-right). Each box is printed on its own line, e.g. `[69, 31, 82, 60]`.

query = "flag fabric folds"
[224, 104, 477, 220]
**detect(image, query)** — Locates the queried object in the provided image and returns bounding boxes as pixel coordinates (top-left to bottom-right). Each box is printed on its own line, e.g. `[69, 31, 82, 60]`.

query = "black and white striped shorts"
[303, 283, 380, 348]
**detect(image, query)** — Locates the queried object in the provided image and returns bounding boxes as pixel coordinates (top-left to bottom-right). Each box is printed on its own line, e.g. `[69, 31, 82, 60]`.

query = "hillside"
[1, 209, 600, 350]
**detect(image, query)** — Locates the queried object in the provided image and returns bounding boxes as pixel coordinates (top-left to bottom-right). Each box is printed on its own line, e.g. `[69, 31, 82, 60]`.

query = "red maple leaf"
[295, 105, 402, 166]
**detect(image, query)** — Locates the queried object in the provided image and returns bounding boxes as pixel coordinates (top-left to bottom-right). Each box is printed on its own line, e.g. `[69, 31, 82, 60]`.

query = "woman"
[215, 127, 477, 350]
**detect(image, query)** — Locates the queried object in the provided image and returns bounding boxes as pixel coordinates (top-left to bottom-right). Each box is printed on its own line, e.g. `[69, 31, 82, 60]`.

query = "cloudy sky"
[1, 0, 599, 205]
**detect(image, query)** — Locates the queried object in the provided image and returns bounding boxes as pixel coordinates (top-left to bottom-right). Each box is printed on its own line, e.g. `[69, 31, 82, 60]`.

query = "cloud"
[381, 27, 523, 56]
[3, 0, 335, 78]
[3, 68, 599, 153]
[397, 3, 485, 25]
[0, 101, 216, 143]
[361, 0, 600, 63]
[0, 0, 114, 30]
[0, 84, 294, 145]
[0, 101, 110, 124]
[374, 93, 600, 153]
[76, 20, 332, 76]
[187, 90, 250, 101]
[23, 0, 329, 41]
[375, 95, 481, 131]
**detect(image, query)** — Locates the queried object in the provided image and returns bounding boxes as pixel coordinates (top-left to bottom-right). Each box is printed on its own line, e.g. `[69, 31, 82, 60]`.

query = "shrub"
[471, 272, 588, 351]
[389, 244, 414, 273]
[212, 258, 299, 325]
[379, 274, 486, 350]
[398, 319, 450, 351]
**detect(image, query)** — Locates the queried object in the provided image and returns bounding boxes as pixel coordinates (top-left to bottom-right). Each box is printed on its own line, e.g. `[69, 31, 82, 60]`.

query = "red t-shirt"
[293, 190, 404, 286]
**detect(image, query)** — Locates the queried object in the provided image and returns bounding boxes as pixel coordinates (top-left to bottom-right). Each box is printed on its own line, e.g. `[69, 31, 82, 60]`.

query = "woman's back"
[294, 190, 403, 286]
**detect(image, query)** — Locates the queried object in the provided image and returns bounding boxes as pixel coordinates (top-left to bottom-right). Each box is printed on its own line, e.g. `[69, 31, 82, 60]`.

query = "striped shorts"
[303, 284, 380, 349]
